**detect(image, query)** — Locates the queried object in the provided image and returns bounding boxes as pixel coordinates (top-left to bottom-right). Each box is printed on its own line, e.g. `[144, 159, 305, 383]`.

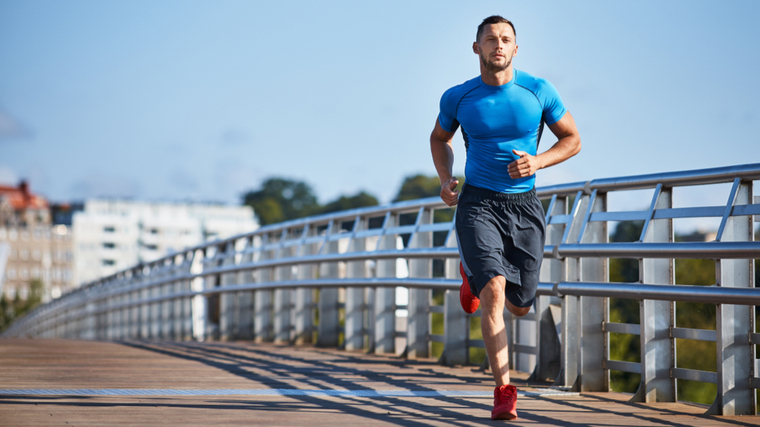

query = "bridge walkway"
[0, 339, 756, 426]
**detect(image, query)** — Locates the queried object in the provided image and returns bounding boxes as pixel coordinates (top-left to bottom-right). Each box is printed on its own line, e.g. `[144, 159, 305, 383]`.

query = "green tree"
[607, 220, 720, 404]
[319, 191, 379, 215]
[673, 256, 717, 405]
[0, 279, 44, 334]
[609, 221, 643, 284]
[393, 174, 444, 202]
[242, 178, 320, 225]
[608, 221, 644, 393]
[394, 174, 459, 226]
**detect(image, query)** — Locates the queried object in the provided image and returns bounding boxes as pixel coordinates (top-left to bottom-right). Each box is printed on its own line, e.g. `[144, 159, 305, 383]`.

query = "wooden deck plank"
[1, 339, 758, 426]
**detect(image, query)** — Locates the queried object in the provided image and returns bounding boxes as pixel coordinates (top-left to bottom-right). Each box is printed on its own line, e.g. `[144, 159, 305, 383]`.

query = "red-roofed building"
[0, 181, 50, 227]
[0, 181, 73, 303]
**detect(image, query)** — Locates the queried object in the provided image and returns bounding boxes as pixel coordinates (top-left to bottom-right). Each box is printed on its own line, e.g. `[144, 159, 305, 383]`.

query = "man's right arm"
[430, 119, 459, 206]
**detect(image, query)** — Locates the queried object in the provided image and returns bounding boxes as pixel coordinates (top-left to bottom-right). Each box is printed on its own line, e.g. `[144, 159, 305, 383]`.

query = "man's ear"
[513, 44, 519, 57]
[472, 41, 479, 55]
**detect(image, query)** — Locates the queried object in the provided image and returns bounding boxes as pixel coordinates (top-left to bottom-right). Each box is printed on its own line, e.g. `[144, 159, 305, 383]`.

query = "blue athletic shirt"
[438, 69, 566, 193]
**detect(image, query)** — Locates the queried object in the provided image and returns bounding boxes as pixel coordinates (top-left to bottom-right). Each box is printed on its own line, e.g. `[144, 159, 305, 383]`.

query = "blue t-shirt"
[438, 69, 566, 193]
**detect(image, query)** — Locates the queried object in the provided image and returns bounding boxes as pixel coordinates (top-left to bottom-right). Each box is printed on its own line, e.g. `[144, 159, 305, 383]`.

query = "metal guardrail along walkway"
[3, 163, 760, 416]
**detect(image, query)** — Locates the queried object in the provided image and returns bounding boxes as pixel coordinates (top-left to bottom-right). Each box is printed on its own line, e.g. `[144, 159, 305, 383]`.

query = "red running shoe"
[459, 262, 480, 314]
[491, 384, 518, 420]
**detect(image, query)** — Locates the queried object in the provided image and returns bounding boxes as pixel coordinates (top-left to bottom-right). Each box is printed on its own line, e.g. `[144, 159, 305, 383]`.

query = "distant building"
[72, 199, 258, 286]
[0, 182, 75, 302]
[0, 181, 50, 227]
[50, 202, 84, 226]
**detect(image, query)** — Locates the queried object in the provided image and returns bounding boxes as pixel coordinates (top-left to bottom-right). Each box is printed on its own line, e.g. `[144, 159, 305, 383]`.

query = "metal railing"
[4, 163, 760, 416]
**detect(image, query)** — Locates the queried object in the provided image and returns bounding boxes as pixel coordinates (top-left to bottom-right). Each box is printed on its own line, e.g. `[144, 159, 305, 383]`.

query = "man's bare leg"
[480, 275, 531, 386]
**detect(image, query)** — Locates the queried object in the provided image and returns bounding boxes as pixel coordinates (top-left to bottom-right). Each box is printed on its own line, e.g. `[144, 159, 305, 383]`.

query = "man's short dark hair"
[476, 15, 516, 42]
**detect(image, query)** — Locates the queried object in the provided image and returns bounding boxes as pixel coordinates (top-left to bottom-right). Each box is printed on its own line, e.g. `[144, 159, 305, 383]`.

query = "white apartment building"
[73, 199, 258, 286]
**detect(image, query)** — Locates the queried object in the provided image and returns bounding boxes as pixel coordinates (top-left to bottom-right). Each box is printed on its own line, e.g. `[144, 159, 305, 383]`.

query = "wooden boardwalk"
[0, 339, 757, 426]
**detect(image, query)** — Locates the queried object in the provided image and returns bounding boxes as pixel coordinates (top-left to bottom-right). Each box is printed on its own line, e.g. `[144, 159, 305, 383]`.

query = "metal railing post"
[84, 295, 96, 340]
[558, 192, 585, 389]
[190, 249, 207, 342]
[345, 217, 368, 351]
[274, 235, 294, 344]
[254, 237, 274, 343]
[139, 267, 151, 339]
[578, 191, 607, 391]
[119, 278, 128, 340]
[708, 179, 755, 415]
[317, 225, 341, 347]
[440, 227, 467, 366]
[373, 214, 397, 355]
[441, 288, 467, 366]
[178, 252, 193, 340]
[106, 277, 116, 340]
[295, 231, 316, 345]
[150, 266, 162, 339]
[633, 186, 675, 403]
[407, 208, 432, 358]
[219, 241, 237, 341]
[504, 307, 515, 370]
[533, 195, 565, 382]
[206, 248, 223, 341]
[236, 238, 254, 341]
[161, 263, 174, 339]
[122, 270, 132, 339]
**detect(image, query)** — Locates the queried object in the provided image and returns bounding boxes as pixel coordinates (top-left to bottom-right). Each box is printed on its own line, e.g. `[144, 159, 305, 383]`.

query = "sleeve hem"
[438, 114, 455, 133]
[544, 109, 567, 126]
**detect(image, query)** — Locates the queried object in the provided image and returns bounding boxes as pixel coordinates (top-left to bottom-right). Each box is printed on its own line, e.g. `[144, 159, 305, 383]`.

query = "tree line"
[241, 174, 445, 226]
[0, 279, 43, 333]
[608, 221, 760, 405]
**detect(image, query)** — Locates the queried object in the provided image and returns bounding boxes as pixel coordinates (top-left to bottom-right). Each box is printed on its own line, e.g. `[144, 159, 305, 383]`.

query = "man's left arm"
[508, 112, 581, 179]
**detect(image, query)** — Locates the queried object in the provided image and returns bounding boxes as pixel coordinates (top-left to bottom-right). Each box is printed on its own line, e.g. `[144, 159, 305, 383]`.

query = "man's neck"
[480, 66, 514, 86]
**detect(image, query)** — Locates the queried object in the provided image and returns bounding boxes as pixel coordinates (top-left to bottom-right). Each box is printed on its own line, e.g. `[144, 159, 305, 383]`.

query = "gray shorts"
[455, 184, 546, 308]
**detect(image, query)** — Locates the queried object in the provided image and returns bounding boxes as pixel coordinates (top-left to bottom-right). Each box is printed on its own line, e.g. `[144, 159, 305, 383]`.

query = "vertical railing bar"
[576, 189, 598, 243]
[638, 183, 663, 243]
[316, 220, 335, 254]
[545, 194, 558, 224]
[375, 211, 391, 251]
[407, 206, 426, 247]
[561, 191, 585, 244]
[255, 233, 269, 263]
[407, 207, 432, 359]
[374, 211, 394, 251]
[344, 214, 368, 351]
[297, 223, 311, 257]
[444, 209, 457, 248]
[715, 178, 742, 242]
[343, 214, 363, 253]
[277, 228, 288, 256]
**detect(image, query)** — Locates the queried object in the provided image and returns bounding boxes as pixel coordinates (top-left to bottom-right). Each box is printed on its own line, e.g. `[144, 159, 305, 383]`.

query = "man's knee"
[506, 300, 530, 317]
[481, 276, 506, 299]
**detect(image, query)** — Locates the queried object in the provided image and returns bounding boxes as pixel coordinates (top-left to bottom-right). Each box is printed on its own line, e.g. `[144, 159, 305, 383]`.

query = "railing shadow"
[99, 340, 751, 427]
[119, 340, 495, 426]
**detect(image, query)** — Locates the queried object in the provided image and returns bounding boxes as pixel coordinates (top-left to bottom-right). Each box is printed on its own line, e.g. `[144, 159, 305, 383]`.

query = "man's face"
[473, 23, 518, 73]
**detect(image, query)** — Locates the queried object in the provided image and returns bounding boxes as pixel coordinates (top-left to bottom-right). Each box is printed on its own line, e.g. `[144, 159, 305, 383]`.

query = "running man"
[430, 15, 581, 420]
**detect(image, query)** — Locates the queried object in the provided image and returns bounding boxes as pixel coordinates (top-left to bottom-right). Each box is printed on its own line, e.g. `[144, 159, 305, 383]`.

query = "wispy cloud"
[0, 109, 33, 139]
[220, 128, 250, 145]
[0, 165, 18, 185]
[168, 168, 199, 192]
[69, 174, 143, 199]
[214, 159, 259, 204]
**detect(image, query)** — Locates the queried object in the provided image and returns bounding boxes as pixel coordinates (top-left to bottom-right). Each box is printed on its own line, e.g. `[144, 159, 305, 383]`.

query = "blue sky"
[1, 1, 758, 231]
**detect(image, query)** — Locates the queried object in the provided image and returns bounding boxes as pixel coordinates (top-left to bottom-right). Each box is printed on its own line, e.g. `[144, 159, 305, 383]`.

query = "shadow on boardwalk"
[0, 339, 757, 426]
